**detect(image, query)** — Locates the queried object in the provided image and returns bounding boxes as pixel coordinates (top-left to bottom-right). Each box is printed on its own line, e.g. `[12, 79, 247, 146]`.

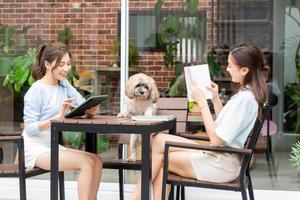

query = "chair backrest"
[156, 98, 189, 133]
[240, 103, 270, 173]
[117, 98, 189, 144]
[246, 104, 270, 150]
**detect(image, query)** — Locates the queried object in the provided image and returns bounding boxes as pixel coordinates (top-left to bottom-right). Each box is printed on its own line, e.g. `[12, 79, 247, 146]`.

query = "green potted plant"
[0, 25, 34, 121]
[0, 25, 28, 76]
[2, 27, 80, 119]
[110, 41, 139, 67]
[57, 27, 72, 48]
[284, 83, 300, 132]
[290, 141, 300, 170]
[155, 0, 221, 97]
[3, 48, 36, 93]
[154, 0, 222, 115]
[97, 135, 109, 153]
[282, 7, 300, 133]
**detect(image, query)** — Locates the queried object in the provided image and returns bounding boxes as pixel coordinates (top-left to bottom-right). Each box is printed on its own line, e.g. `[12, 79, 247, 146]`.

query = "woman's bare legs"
[35, 148, 102, 200]
[68, 148, 102, 199]
[131, 153, 164, 200]
[152, 151, 197, 200]
[131, 133, 198, 200]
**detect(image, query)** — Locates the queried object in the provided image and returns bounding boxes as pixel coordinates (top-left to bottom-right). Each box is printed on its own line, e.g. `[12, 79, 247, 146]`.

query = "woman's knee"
[152, 133, 167, 150]
[92, 154, 103, 169]
[80, 154, 102, 171]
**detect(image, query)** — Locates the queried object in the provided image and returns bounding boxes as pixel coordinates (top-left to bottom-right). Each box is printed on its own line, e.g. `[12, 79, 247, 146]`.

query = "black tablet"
[65, 95, 108, 118]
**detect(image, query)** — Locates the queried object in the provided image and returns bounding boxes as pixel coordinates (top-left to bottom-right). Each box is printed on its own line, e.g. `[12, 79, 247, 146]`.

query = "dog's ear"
[125, 76, 135, 99]
[150, 80, 160, 103]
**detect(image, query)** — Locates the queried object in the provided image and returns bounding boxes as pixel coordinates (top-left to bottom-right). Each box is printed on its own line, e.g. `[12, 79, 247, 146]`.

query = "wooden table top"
[51, 115, 174, 126]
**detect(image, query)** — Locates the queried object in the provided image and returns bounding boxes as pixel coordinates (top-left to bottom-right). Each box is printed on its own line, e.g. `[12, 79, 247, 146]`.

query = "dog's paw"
[117, 113, 126, 117]
[144, 110, 154, 117]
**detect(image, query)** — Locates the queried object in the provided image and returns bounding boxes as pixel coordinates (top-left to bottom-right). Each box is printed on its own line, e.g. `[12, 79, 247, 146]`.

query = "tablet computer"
[65, 95, 108, 118]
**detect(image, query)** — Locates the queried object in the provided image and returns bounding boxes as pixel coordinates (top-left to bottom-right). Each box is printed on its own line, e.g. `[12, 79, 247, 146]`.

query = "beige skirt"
[190, 150, 241, 183]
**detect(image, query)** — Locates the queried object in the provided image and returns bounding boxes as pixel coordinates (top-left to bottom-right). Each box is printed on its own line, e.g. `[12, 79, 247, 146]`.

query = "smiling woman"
[22, 42, 103, 200]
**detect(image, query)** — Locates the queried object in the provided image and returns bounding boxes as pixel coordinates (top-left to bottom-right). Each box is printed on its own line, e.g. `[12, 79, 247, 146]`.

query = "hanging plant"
[110, 41, 139, 67]
[154, 2, 194, 97]
[57, 27, 72, 48]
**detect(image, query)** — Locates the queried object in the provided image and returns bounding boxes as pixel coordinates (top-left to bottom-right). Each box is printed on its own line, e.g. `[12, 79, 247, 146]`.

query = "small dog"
[117, 73, 160, 161]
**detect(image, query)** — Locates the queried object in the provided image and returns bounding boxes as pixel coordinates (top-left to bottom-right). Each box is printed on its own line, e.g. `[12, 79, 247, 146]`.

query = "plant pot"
[0, 56, 12, 76]
[0, 81, 13, 121]
[13, 84, 30, 122]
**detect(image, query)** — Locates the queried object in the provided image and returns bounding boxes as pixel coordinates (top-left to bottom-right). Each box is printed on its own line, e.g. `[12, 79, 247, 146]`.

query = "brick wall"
[0, 0, 212, 87]
[0, 0, 212, 114]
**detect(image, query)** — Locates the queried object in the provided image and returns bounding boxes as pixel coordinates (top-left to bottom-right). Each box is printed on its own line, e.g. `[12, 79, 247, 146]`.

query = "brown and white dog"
[117, 73, 160, 161]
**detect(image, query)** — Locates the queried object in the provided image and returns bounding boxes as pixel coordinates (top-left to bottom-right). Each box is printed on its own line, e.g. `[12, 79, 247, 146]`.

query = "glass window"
[118, 10, 207, 54]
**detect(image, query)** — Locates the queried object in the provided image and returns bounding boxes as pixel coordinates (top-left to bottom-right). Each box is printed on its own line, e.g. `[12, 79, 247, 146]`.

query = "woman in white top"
[23, 43, 102, 200]
[131, 44, 268, 200]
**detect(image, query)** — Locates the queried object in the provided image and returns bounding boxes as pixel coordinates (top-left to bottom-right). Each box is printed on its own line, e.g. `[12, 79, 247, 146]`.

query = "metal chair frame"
[0, 134, 65, 200]
[161, 103, 270, 200]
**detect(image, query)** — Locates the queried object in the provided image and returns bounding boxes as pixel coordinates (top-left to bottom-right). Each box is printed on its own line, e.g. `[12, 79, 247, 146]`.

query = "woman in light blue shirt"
[131, 44, 268, 200]
[23, 43, 102, 200]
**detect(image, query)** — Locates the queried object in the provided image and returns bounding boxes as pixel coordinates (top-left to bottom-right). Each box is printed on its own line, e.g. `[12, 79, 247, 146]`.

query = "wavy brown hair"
[32, 43, 71, 80]
[230, 44, 268, 112]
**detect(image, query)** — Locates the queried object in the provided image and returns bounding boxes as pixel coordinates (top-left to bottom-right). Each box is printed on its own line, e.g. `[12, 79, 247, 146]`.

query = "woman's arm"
[212, 96, 223, 116]
[37, 114, 63, 131]
[37, 99, 72, 131]
[65, 80, 98, 117]
[199, 102, 224, 146]
[191, 82, 224, 146]
[208, 82, 223, 116]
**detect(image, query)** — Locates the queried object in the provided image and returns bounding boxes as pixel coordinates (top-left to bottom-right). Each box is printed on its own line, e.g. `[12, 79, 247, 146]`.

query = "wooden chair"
[0, 131, 65, 200]
[103, 97, 189, 200]
[161, 103, 271, 200]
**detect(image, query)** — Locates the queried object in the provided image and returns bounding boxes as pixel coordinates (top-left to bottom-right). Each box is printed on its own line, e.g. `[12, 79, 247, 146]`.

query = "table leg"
[141, 132, 151, 200]
[51, 128, 60, 200]
[169, 119, 177, 135]
[85, 132, 97, 153]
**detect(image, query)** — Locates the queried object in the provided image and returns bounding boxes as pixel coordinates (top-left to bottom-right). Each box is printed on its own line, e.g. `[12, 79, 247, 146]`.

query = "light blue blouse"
[23, 80, 85, 136]
[215, 89, 258, 148]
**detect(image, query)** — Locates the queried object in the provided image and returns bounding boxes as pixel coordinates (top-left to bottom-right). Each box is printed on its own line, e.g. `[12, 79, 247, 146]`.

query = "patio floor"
[1, 134, 300, 199]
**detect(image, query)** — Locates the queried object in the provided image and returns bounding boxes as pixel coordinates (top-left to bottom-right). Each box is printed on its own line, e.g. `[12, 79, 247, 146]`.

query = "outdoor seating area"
[1, 0, 300, 200]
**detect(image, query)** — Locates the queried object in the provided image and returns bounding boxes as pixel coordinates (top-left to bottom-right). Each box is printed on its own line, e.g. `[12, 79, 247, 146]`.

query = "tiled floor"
[251, 151, 300, 191]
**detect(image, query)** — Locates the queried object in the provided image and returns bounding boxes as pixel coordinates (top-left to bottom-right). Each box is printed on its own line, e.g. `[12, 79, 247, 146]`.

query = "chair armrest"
[0, 131, 22, 136]
[177, 132, 210, 141]
[165, 141, 252, 155]
[0, 135, 22, 142]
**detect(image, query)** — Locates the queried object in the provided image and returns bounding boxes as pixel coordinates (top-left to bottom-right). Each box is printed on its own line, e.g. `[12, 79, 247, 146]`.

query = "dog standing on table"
[117, 73, 160, 161]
